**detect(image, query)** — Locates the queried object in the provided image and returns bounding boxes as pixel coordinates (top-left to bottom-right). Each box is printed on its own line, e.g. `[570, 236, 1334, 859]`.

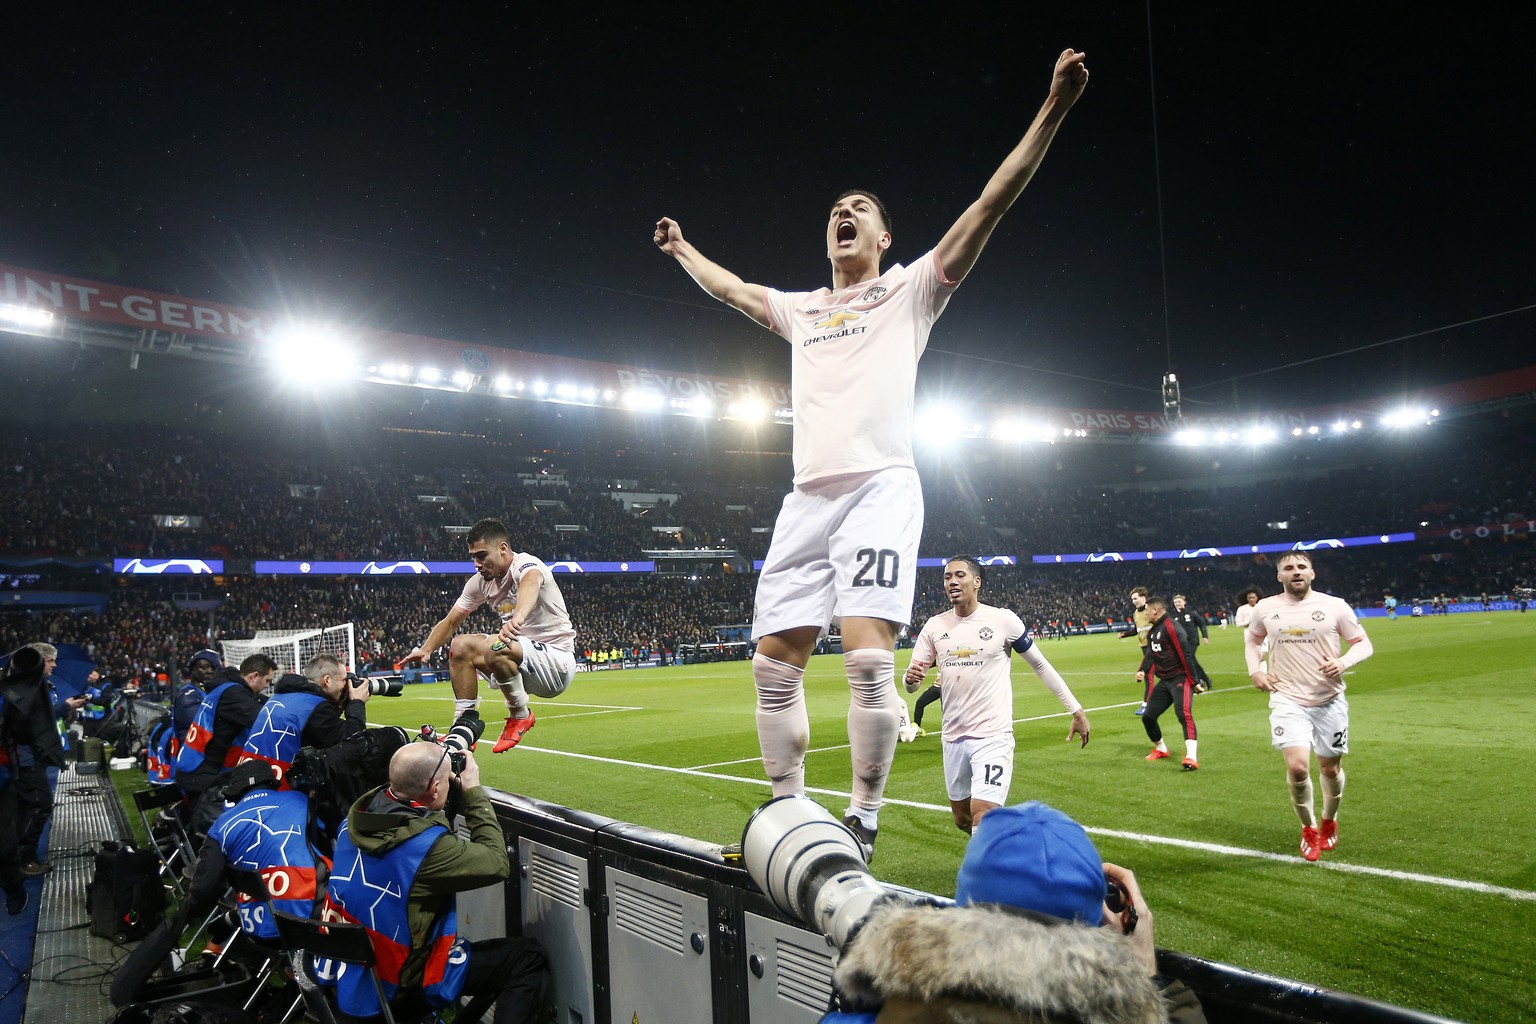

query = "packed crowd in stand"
[4, 427, 1534, 568]
[2, 423, 1532, 684]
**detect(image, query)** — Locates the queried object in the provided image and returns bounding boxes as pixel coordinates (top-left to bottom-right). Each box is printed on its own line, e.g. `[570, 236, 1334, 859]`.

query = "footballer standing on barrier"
[655, 48, 1089, 857]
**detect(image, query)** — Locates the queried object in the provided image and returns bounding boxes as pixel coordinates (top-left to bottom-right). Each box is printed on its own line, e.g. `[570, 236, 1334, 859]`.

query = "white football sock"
[1290, 774, 1316, 827]
[1184, 739, 1198, 761]
[496, 672, 530, 716]
[454, 698, 478, 720]
[844, 649, 900, 820]
[1321, 768, 1345, 820]
[753, 654, 808, 796]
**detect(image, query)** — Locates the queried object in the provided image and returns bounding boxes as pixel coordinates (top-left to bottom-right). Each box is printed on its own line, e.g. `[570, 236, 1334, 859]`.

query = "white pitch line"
[506, 743, 1536, 903]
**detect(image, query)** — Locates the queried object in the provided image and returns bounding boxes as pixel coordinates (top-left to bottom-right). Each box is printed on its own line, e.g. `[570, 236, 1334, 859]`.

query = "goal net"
[220, 622, 356, 676]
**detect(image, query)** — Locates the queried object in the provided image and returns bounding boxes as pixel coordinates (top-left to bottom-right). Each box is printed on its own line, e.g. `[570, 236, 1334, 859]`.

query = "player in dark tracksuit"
[1170, 594, 1212, 693]
[1137, 597, 1200, 770]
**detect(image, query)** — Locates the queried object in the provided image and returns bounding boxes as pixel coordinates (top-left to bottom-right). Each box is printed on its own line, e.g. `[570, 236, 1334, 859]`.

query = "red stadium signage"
[3, 262, 275, 340]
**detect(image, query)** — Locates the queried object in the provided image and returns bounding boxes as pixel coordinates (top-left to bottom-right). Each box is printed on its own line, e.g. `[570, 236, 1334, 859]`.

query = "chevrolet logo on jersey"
[496, 599, 516, 616]
[946, 647, 980, 660]
[815, 309, 861, 330]
[1279, 627, 1313, 637]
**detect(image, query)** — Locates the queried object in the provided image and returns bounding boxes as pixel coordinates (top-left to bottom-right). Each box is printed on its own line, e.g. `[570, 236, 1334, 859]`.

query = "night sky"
[4, 5, 1533, 416]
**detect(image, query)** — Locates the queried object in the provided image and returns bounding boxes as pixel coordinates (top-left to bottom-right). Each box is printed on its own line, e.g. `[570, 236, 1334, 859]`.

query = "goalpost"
[220, 622, 356, 676]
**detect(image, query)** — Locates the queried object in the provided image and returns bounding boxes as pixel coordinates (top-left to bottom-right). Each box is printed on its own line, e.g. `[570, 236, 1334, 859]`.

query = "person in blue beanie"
[822, 801, 1205, 1023]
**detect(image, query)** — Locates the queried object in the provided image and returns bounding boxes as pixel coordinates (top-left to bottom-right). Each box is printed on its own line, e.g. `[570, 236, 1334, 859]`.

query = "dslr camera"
[349, 672, 405, 697]
[741, 795, 918, 950]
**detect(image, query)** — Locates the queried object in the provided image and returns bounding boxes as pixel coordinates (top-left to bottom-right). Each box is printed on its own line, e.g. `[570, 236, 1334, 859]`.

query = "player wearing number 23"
[1245, 552, 1373, 862]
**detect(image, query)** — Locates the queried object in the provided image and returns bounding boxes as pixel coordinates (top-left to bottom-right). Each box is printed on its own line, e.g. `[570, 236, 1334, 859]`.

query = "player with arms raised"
[402, 518, 576, 752]
[1246, 552, 1373, 862]
[654, 50, 1088, 855]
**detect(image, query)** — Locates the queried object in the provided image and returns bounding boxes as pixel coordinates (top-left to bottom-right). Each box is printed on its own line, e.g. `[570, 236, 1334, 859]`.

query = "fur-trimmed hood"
[833, 901, 1168, 1024]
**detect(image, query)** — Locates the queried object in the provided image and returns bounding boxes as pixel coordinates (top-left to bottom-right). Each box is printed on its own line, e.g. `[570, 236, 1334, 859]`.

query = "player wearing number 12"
[904, 557, 1091, 835]
[1245, 552, 1373, 862]
[655, 50, 1089, 854]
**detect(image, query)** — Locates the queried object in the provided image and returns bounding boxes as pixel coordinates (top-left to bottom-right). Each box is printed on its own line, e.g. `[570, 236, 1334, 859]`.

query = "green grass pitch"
[363, 612, 1536, 1024]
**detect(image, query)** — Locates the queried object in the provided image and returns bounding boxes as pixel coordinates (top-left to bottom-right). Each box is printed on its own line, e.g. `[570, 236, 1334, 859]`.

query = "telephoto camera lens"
[351, 673, 405, 697]
[442, 710, 485, 773]
[741, 795, 893, 950]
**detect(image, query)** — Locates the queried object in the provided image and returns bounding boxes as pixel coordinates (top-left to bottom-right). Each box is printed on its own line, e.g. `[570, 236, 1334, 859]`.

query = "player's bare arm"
[935, 48, 1088, 283]
[403, 604, 472, 664]
[498, 568, 544, 641]
[653, 217, 771, 328]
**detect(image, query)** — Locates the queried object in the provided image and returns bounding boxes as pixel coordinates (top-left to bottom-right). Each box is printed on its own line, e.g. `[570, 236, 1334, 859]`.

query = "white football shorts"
[485, 635, 575, 698]
[751, 467, 923, 641]
[1268, 692, 1349, 756]
[943, 733, 1016, 806]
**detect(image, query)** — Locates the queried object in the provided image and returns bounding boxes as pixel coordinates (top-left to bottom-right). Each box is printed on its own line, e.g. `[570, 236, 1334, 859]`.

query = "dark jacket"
[1, 656, 66, 769]
[177, 668, 263, 794]
[1138, 617, 1197, 685]
[1171, 607, 1208, 642]
[829, 900, 1204, 1023]
[343, 783, 509, 988]
[268, 673, 368, 748]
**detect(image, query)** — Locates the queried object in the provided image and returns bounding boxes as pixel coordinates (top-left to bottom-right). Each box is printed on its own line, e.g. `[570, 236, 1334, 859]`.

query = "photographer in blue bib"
[327, 738, 549, 1023]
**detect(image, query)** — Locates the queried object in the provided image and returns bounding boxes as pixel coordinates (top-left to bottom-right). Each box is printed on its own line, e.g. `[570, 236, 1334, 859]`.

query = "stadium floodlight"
[1245, 425, 1278, 444]
[267, 325, 360, 383]
[1331, 421, 1349, 433]
[493, 375, 514, 393]
[1307, 425, 1320, 435]
[554, 382, 580, 399]
[915, 404, 962, 438]
[623, 389, 665, 412]
[0, 304, 55, 329]
[1291, 427, 1304, 437]
[1382, 407, 1428, 428]
[580, 387, 598, 402]
[531, 380, 549, 396]
[1173, 428, 1206, 446]
[418, 367, 442, 384]
[728, 400, 768, 422]
[602, 389, 617, 402]
[451, 370, 476, 389]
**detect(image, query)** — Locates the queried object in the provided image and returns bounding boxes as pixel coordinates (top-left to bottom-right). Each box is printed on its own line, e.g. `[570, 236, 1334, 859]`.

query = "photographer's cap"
[954, 800, 1104, 925]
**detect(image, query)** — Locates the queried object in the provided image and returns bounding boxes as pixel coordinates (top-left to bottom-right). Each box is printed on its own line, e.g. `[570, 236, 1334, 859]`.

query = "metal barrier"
[481, 790, 1459, 1024]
